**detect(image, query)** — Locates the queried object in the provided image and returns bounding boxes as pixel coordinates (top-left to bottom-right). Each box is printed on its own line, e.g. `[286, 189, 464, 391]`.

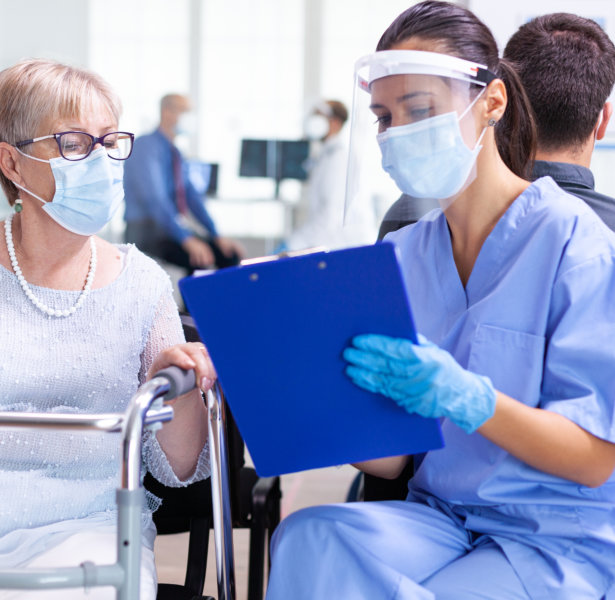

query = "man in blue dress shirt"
[504, 12, 615, 232]
[123, 93, 244, 270]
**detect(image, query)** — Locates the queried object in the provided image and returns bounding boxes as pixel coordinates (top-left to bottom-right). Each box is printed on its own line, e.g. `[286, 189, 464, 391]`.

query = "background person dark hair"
[504, 12, 615, 231]
[325, 99, 348, 125]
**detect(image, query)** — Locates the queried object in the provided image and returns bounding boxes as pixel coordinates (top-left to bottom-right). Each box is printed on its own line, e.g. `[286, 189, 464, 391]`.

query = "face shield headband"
[356, 50, 496, 92]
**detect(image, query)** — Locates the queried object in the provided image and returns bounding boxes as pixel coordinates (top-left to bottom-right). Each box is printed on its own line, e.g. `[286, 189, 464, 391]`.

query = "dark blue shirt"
[123, 129, 218, 243]
[377, 195, 439, 240]
[531, 160, 615, 232]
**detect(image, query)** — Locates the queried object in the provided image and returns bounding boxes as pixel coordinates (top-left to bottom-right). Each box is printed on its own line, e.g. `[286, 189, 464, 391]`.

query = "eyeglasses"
[15, 131, 135, 161]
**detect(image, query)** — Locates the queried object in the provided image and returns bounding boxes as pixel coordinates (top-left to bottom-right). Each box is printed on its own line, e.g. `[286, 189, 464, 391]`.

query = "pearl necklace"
[4, 214, 97, 318]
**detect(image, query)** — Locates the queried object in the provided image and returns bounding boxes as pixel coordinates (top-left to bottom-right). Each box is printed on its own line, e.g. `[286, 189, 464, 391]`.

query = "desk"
[97, 198, 296, 257]
[205, 197, 296, 254]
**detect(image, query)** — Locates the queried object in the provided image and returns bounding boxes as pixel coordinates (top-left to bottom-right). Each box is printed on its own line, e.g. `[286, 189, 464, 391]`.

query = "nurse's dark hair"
[377, 0, 536, 179]
[504, 13, 615, 152]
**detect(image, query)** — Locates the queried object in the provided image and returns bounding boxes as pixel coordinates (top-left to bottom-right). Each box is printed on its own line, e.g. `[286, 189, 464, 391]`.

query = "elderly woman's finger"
[181, 342, 217, 391]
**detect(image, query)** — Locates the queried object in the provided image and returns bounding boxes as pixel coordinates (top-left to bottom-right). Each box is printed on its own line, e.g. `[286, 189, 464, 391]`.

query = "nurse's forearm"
[478, 392, 615, 488]
[353, 454, 410, 479]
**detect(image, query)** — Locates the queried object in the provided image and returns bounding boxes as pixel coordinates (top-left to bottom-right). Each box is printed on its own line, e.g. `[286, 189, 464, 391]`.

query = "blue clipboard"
[179, 242, 444, 477]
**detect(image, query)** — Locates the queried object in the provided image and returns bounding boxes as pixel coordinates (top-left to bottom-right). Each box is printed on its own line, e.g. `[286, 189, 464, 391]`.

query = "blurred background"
[1, 0, 615, 254]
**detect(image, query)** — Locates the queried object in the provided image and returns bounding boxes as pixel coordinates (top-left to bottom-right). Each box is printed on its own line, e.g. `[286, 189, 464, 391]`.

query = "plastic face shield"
[344, 50, 495, 223]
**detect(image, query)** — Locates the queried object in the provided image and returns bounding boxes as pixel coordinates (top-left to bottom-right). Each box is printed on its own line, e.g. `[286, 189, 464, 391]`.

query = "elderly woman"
[0, 59, 214, 599]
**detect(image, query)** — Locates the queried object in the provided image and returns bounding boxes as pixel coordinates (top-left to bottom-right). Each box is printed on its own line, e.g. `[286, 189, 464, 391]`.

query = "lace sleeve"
[140, 284, 210, 486]
[138, 285, 184, 386]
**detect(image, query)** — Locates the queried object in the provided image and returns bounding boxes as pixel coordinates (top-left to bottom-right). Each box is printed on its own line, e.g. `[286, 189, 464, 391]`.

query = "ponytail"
[493, 58, 537, 179]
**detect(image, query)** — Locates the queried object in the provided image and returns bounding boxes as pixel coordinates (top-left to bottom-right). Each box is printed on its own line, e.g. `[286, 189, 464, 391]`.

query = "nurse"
[265, 2, 615, 599]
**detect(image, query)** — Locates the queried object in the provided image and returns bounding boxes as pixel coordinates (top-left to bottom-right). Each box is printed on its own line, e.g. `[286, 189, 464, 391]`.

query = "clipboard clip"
[240, 246, 328, 266]
[192, 247, 329, 277]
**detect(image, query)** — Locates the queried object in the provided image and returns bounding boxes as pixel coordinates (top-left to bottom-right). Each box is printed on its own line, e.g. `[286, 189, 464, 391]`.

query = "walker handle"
[153, 366, 197, 400]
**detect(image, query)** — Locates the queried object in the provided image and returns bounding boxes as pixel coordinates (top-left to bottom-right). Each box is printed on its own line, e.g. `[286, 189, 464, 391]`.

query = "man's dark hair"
[504, 13, 615, 152]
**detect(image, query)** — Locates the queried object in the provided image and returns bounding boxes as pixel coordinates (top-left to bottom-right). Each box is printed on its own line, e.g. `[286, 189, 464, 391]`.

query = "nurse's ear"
[482, 79, 507, 127]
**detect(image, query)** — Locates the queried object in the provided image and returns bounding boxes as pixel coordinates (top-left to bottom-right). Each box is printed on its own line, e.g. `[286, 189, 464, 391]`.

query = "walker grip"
[154, 366, 197, 400]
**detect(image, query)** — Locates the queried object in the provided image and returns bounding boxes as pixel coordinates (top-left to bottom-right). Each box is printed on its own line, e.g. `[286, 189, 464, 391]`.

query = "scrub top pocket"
[468, 324, 545, 407]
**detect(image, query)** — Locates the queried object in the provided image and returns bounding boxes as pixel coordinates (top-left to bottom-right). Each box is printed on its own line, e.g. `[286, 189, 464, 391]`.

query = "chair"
[146, 473, 214, 600]
[149, 313, 282, 600]
[346, 459, 415, 503]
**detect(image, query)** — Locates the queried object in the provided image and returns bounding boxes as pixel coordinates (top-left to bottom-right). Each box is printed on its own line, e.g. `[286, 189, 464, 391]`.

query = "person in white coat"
[285, 100, 376, 251]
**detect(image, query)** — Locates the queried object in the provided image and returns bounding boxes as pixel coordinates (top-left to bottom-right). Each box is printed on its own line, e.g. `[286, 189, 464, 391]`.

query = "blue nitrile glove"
[343, 334, 496, 433]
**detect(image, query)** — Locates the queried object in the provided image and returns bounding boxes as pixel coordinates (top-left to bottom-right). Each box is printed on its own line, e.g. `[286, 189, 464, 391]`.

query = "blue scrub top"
[387, 176, 615, 595]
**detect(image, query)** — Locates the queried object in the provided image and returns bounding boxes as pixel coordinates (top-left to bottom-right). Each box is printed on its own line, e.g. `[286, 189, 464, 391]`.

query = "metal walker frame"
[0, 368, 237, 600]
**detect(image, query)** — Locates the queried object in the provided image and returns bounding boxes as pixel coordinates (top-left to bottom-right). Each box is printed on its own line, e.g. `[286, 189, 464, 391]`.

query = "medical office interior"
[2, 0, 615, 249]
[2, 0, 615, 598]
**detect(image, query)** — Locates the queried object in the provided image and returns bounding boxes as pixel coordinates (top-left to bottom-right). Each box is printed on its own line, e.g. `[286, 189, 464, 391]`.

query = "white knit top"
[0, 243, 210, 567]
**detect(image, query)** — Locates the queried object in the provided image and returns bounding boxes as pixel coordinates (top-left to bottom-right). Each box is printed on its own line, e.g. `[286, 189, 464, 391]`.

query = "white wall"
[320, 0, 414, 103]
[470, 0, 614, 56]
[88, 0, 192, 136]
[0, 0, 91, 219]
[0, 0, 90, 69]
[196, 0, 305, 201]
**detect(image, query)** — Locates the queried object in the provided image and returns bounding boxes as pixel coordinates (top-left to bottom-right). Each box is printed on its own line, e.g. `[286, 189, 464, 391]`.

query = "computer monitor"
[206, 163, 219, 197]
[239, 139, 271, 179]
[239, 138, 310, 197]
[279, 140, 310, 181]
[187, 161, 220, 197]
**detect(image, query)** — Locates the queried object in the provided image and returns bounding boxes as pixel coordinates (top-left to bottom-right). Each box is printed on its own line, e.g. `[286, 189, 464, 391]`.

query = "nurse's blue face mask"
[376, 88, 487, 201]
[12, 147, 125, 236]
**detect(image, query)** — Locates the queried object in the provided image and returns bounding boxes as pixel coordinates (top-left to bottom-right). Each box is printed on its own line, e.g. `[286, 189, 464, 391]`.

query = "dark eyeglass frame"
[15, 131, 135, 161]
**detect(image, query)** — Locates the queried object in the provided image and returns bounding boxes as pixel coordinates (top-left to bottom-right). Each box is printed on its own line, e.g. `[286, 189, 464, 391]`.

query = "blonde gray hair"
[0, 58, 122, 203]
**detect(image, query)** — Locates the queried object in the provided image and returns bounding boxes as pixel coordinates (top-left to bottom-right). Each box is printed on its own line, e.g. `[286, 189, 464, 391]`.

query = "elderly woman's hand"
[148, 342, 213, 480]
[147, 342, 217, 398]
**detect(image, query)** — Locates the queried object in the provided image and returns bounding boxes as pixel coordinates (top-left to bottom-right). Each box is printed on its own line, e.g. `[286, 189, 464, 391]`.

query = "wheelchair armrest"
[251, 474, 281, 523]
[252, 476, 280, 505]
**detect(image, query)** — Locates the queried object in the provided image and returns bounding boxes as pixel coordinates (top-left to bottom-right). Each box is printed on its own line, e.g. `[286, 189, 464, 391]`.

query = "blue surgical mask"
[13, 147, 124, 236]
[377, 91, 486, 201]
[175, 112, 195, 136]
[304, 113, 330, 140]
